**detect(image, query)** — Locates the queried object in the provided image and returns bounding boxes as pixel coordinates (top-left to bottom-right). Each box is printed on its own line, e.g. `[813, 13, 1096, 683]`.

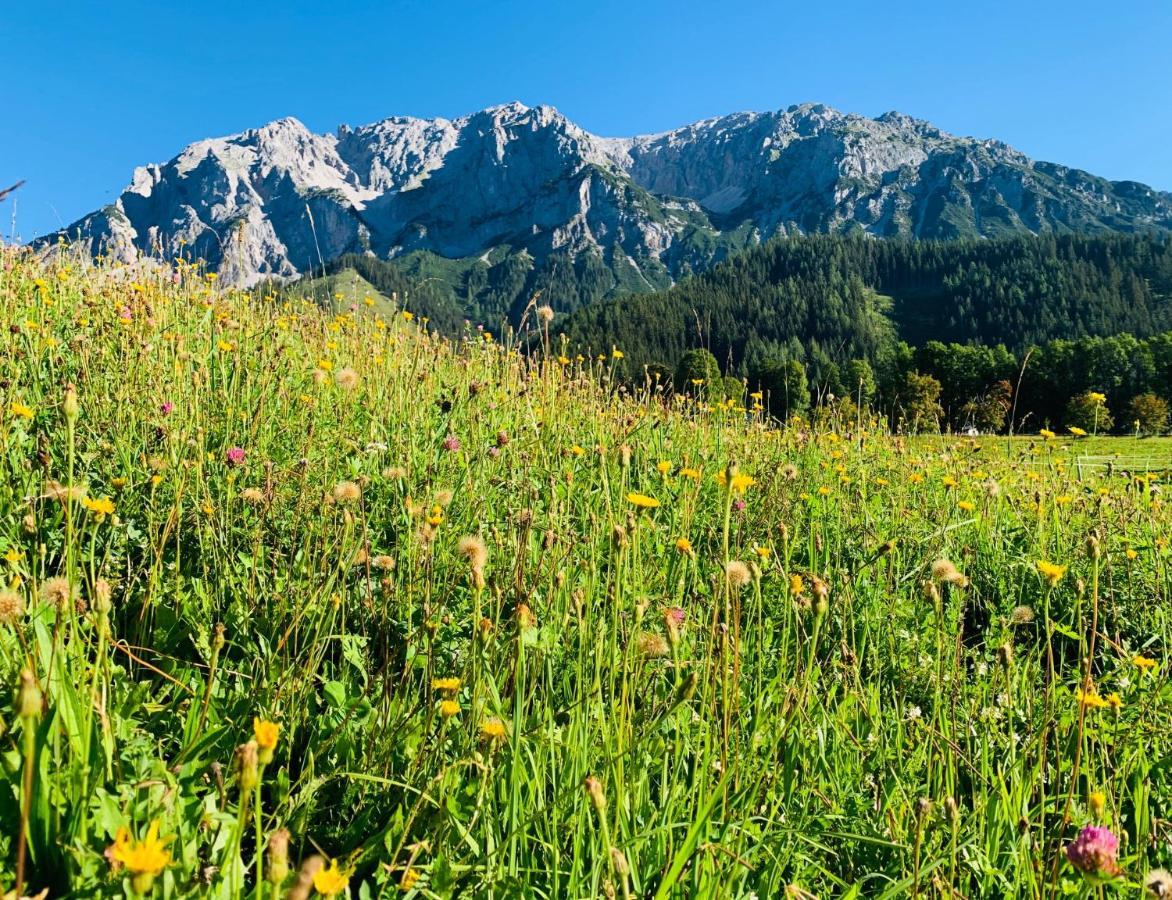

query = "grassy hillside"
[276, 268, 398, 317]
[1, 247, 1170, 897]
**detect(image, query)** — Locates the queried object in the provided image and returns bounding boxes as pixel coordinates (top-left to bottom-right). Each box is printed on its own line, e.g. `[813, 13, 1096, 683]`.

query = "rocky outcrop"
[41, 101, 1172, 287]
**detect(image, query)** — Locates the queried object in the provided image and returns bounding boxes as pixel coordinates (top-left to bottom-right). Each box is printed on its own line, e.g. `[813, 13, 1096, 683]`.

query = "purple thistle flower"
[1066, 825, 1120, 877]
[160, 401, 174, 415]
[733, 498, 747, 513]
[487, 446, 501, 458]
[225, 447, 246, 467]
[442, 434, 461, 452]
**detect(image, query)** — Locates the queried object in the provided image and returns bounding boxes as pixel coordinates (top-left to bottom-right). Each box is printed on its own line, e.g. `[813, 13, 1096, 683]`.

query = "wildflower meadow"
[1, 246, 1170, 897]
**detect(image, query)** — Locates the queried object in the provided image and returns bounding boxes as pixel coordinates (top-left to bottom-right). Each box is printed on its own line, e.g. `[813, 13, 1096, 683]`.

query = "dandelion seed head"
[332, 481, 361, 504]
[725, 560, 752, 589]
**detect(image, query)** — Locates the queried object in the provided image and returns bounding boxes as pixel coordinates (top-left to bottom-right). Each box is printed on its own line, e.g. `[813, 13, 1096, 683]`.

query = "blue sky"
[3, 0, 1170, 241]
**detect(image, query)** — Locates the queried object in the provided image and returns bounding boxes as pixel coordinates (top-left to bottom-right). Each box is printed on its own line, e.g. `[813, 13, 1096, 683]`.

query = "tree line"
[652, 330, 1172, 435]
[558, 231, 1172, 433]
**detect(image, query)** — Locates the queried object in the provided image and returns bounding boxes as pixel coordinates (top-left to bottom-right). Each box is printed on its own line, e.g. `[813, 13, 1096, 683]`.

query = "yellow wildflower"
[479, 718, 507, 742]
[253, 718, 279, 754]
[313, 859, 350, 897]
[83, 496, 116, 517]
[111, 820, 173, 894]
[1036, 560, 1067, 586]
[1075, 687, 1110, 710]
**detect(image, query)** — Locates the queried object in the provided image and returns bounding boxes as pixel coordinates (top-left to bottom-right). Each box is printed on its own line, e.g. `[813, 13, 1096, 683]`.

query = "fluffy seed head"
[40, 576, 78, 610]
[1009, 605, 1036, 625]
[0, 590, 25, 624]
[636, 632, 670, 659]
[1146, 869, 1172, 898]
[332, 481, 361, 504]
[334, 367, 360, 391]
[457, 535, 488, 572]
[725, 560, 752, 589]
[930, 559, 968, 587]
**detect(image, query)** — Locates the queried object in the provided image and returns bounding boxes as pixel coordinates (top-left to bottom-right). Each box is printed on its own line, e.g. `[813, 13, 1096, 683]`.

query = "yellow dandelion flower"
[431, 677, 461, 693]
[479, 718, 507, 741]
[626, 492, 660, 509]
[1036, 560, 1067, 586]
[111, 820, 173, 894]
[83, 496, 116, 516]
[313, 859, 350, 897]
[253, 718, 279, 752]
[714, 471, 756, 493]
[1075, 687, 1110, 710]
[399, 868, 420, 891]
[439, 699, 460, 718]
[1133, 655, 1158, 672]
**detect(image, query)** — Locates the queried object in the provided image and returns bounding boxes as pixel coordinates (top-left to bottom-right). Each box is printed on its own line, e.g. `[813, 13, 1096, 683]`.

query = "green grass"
[279, 267, 398, 317]
[0, 248, 1170, 898]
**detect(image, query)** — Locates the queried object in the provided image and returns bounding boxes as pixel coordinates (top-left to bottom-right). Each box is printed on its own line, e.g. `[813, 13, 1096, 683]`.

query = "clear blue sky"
[3, 0, 1170, 241]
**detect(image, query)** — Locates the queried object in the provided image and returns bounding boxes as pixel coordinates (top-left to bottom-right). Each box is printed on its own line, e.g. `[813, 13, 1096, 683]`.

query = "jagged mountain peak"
[41, 101, 1172, 291]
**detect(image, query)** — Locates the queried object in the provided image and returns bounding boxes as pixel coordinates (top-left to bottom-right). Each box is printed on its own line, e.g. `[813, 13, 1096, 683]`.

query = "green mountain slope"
[558, 232, 1172, 376]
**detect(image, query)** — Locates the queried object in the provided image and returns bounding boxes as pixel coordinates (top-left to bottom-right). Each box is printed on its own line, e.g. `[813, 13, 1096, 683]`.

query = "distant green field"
[280, 267, 399, 317]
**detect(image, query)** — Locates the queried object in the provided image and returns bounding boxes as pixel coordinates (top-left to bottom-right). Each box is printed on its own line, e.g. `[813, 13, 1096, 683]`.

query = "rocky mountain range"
[41, 101, 1172, 314]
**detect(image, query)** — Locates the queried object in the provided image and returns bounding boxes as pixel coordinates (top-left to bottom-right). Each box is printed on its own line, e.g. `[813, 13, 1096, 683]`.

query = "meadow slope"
[1, 248, 1170, 898]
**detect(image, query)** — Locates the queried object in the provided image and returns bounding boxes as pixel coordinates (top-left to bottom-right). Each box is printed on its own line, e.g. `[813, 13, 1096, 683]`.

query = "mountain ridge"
[40, 101, 1172, 303]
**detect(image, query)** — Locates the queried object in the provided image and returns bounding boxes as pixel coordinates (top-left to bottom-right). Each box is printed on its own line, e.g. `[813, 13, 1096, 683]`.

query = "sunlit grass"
[0, 247, 1169, 898]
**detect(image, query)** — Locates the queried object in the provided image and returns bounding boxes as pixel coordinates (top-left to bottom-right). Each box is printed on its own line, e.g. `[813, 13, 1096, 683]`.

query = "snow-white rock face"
[41, 101, 1172, 286]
